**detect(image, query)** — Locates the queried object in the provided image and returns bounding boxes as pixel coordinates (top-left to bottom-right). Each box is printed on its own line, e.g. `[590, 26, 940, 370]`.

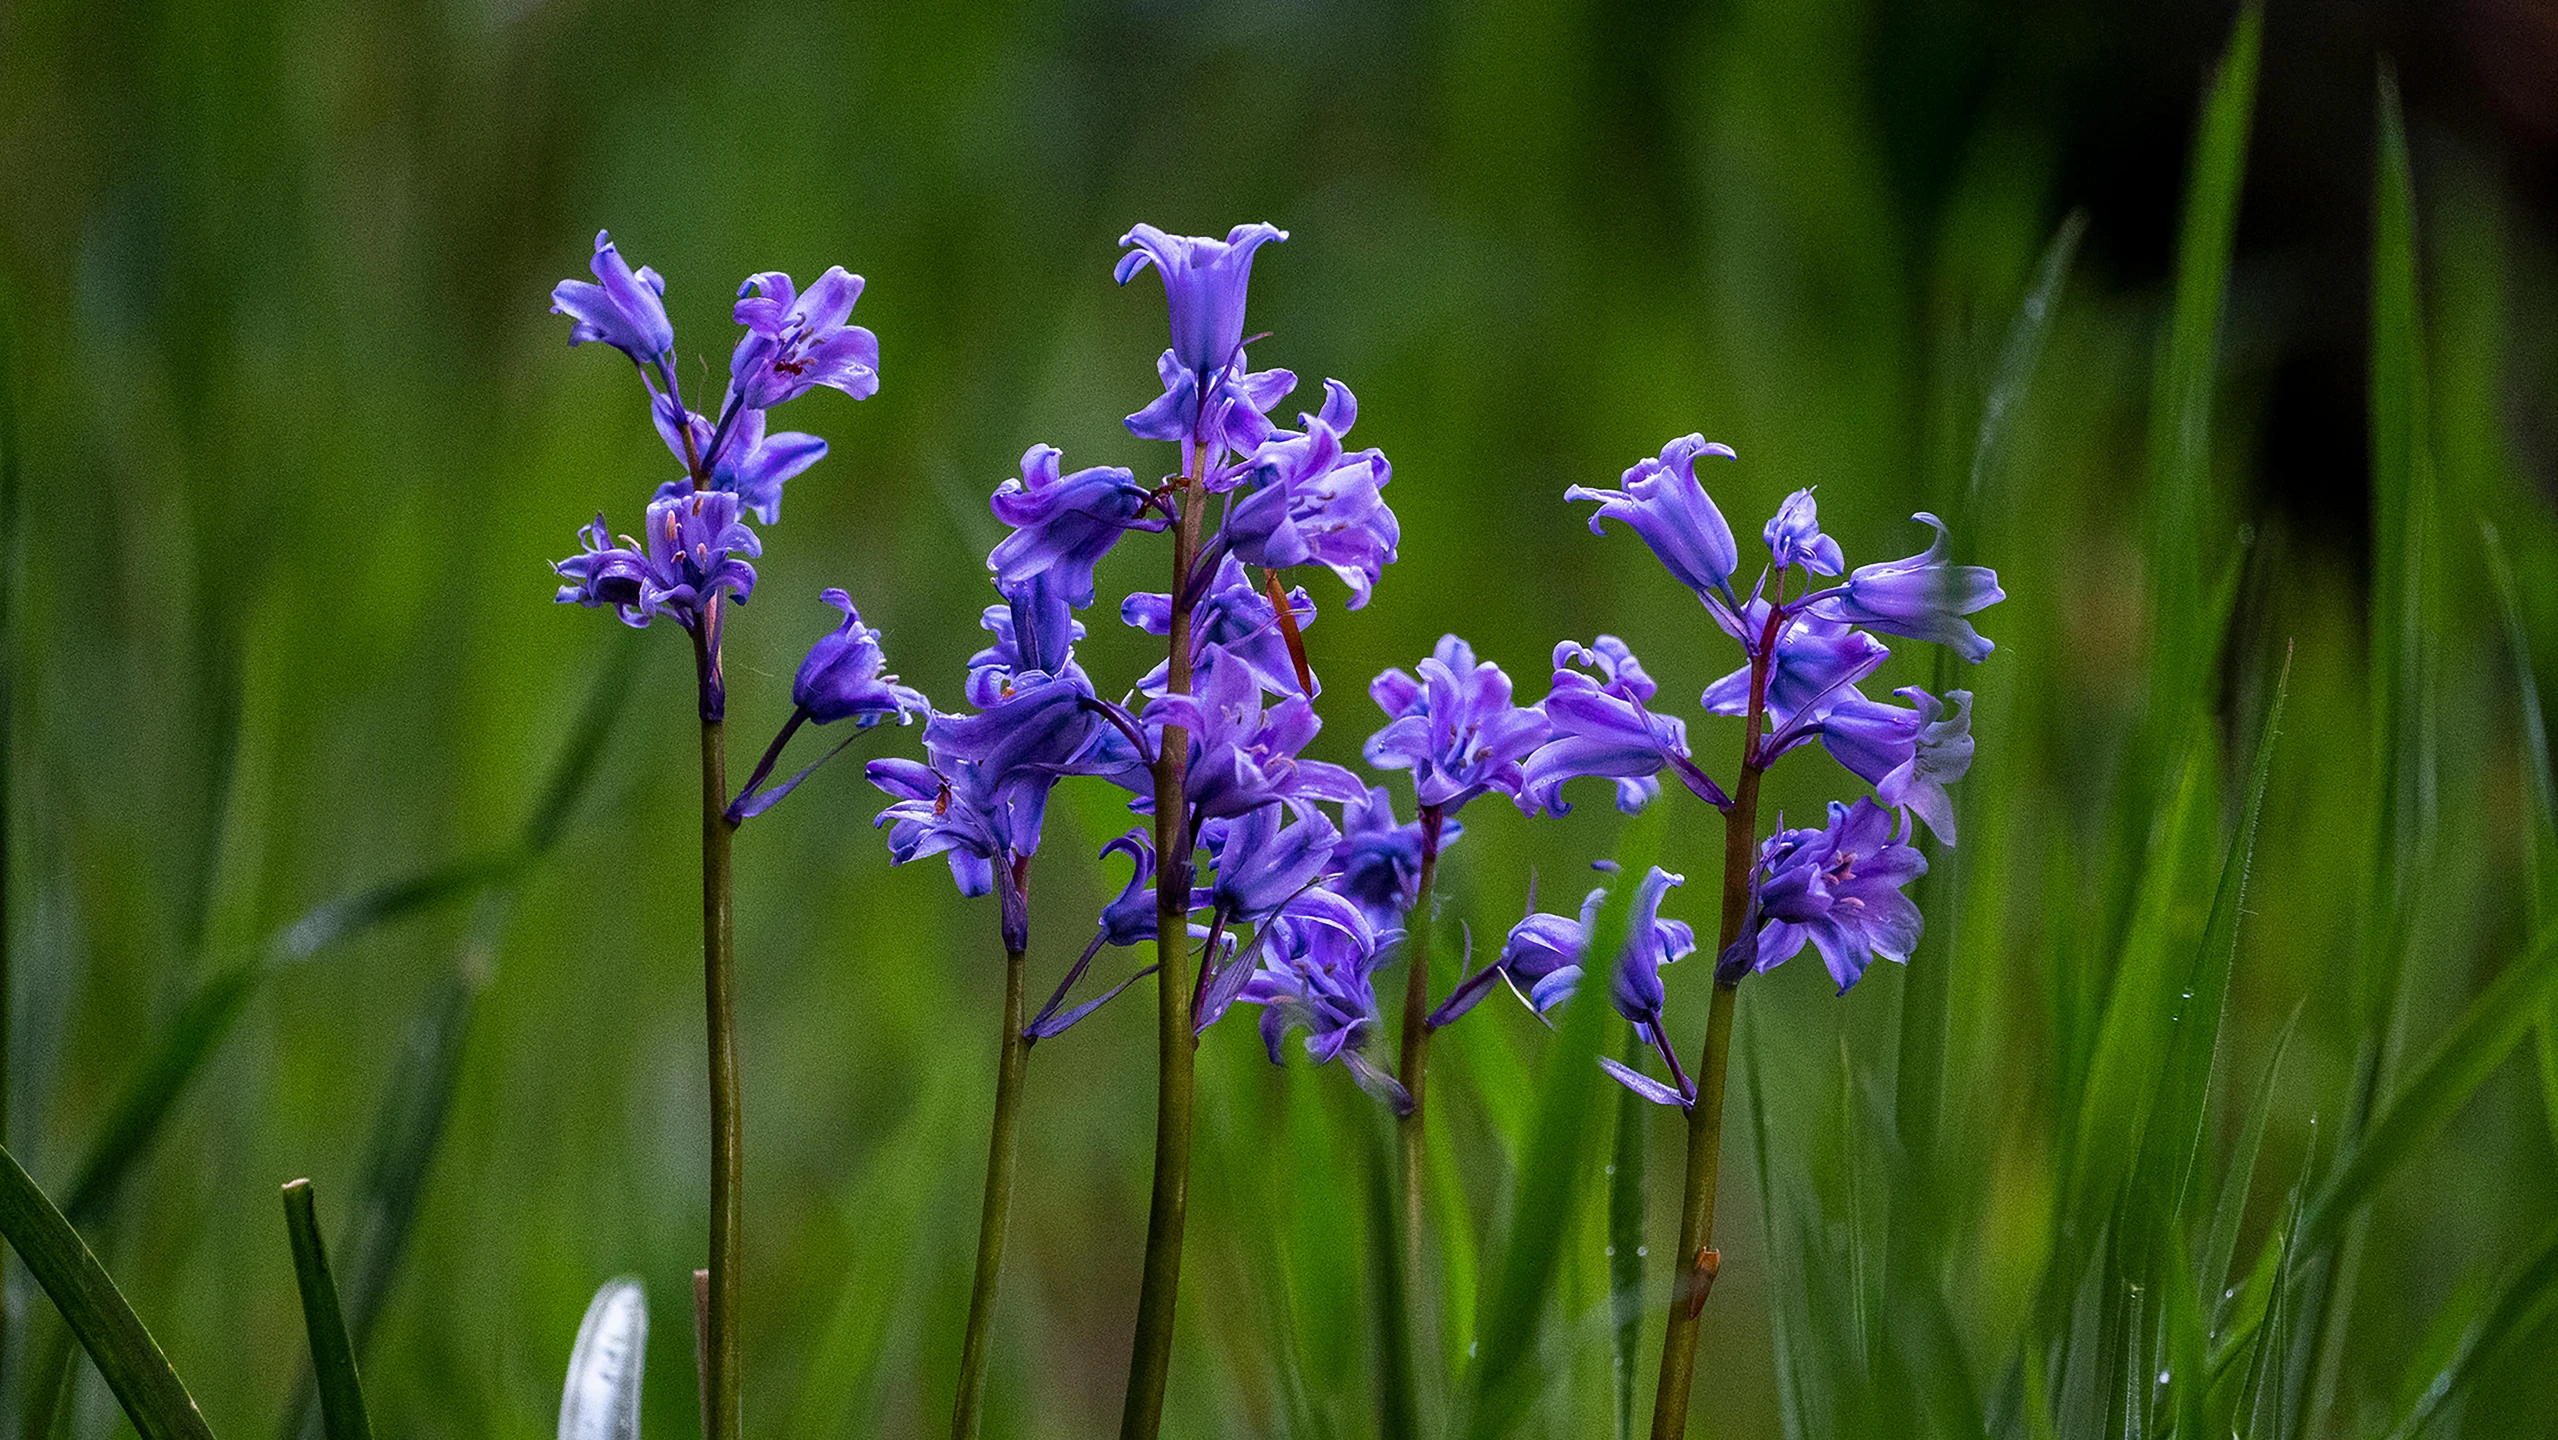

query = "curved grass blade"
[1607, 1026, 1648, 1440]
[559, 1278, 647, 1440]
[0, 1144, 215, 1440]
[2379, 1224, 2558, 1440]
[279, 1180, 371, 1440]
[2202, 1005, 2300, 1330]
[1458, 802, 1663, 1440]
[2299, 917, 2558, 1254]
[2483, 523, 2558, 1145]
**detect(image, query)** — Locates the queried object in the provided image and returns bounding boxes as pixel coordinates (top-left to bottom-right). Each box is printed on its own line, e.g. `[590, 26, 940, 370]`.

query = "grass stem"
[952, 861, 1034, 1439]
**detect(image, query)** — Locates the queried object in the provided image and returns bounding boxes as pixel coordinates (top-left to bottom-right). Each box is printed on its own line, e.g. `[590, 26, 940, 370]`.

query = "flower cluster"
[1427, 434, 2002, 1105]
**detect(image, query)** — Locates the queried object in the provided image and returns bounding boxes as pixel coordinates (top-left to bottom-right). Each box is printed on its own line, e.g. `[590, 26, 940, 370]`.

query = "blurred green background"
[5, 0, 2558, 1436]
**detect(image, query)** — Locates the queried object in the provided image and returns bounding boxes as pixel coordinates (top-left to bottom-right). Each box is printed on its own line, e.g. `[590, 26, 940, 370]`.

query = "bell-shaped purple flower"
[987, 445, 1167, 610]
[1095, 831, 1166, 947]
[1752, 798, 1927, 993]
[1701, 606, 1890, 747]
[1518, 638, 1705, 816]
[554, 516, 653, 625]
[1509, 868, 1693, 1024]
[1125, 349, 1300, 462]
[792, 589, 930, 727]
[1115, 223, 1288, 381]
[965, 574, 1087, 707]
[649, 406, 829, 527]
[1142, 646, 1365, 820]
[1237, 887, 1409, 1110]
[1123, 554, 1317, 699]
[867, 756, 1012, 897]
[1223, 381, 1399, 609]
[1365, 635, 1549, 812]
[1763, 488, 1844, 575]
[1328, 785, 1461, 934]
[1818, 687, 1973, 844]
[555, 488, 760, 631]
[1566, 435, 1742, 605]
[551, 231, 673, 366]
[1208, 804, 1341, 923]
[1804, 514, 2003, 663]
[730, 267, 880, 410]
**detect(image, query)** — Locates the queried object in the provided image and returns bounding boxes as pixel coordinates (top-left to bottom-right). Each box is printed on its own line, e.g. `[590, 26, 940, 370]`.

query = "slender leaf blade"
[280, 1180, 373, 1440]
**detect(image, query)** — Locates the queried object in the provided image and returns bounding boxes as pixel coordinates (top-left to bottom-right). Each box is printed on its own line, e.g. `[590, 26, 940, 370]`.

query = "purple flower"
[551, 231, 673, 366]
[1328, 785, 1460, 934]
[1518, 638, 1711, 816]
[1223, 381, 1399, 609]
[1125, 349, 1299, 462]
[965, 574, 1086, 707]
[866, 756, 1018, 897]
[730, 267, 880, 409]
[987, 445, 1167, 610]
[793, 589, 929, 727]
[1763, 488, 1844, 575]
[1804, 514, 2003, 663]
[1238, 888, 1409, 1110]
[1365, 635, 1549, 812]
[1751, 798, 1927, 993]
[1115, 223, 1288, 382]
[1207, 804, 1341, 923]
[1124, 554, 1318, 699]
[1818, 687, 1973, 844]
[1566, 435, 1742, 605]
[1141, 647, 1364, 820]
[1700, 606, 1890, 752]
[1509, 868, 1693, 1024]
[552, 488, 760, 630]
[1095, 831, 1167, 947]
[650, 407, 828, 527]
[924, 669, 1104, 800]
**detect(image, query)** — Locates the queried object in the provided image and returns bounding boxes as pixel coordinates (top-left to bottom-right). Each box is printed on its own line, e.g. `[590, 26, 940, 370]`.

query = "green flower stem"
[695, 611, 742, 1440]
[952, 861, 1034, 1440]
[1380, 804, 1445, 1440]
[1120, 463, 1204, 1440]
[1649, 608, 1777, 1440]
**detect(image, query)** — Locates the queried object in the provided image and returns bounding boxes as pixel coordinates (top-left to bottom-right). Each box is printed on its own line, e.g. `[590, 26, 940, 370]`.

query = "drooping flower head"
[987, 445, 1167, 610]
[1224, 381, 1399, 609]
[1115, 223, 1288, 383]
[1140, 650, 1364, 820]
[1804, 514, 2005, 663]
[551, 231, 673, 368]
[730, 267, 880, 410]
[1207, 804, 1341, 924]
[1124, 554, 1317, 699]
[1700, 604, 1890, 758]
[966, 573, 1087, 708]
[1762, 488, 1844, 575]
[552, 488, 760, 631]
[1328, 785, 1463, 934]
[1818, 687, 1973, 844]
[1750, 798, 1927, 993]
[1238, 887, 1409, 1110]
[1517, 638, 1706, 816]
[1429, 867, 1694, 1029]
[1566, 435, 1742, 607]
[793, 590, 930, 727]
[1365, 635, 1549, 812]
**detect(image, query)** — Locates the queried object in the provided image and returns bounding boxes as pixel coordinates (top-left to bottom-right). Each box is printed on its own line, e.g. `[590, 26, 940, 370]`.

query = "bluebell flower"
[987, 445, 1167, 610]
[1237, 887, 1410, 1110]
[965, 574, 1087, 708]
[1123, 554, 1317, 699]
[1750, 798, 1927, 992]
[1207, 804, 1341, 923]
[1223, 381, 1398, 609]
[1329, 785, 1461, 934]
[1762, 488, 1844, 575]
[1519, 638, 1720, 816]
[1096, 831, 1168, 947]
[730, 267, 880, 409]
[1817, 687, 1973, 844]
[1115, 223, 1288, 383]
[1142, 648, 1365, 820]
[1125, 349, 1299, 463]
[1365, 635, 1549, 811]
[925, 670, 1104, 800]
[1566, 435, 1742, 607]
[1700, 605, 1890, 757]
[866, 756, 1016, 898]
[793, 590, 930, 727]
[553, 488, 760, 630]
[551, 231, 673, 367]
[1430, 866, 1695, 1029]
[650, 406, 828, 526]
[1804, 514, 2003, 663]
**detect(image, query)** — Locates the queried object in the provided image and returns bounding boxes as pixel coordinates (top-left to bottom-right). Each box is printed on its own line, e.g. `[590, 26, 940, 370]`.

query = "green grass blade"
[2483, 523, 2558, 1142]
[1459, 802, 1663, 1440]
[2135, 649, 2290, 1242]
[279, 1180, 372, 1440]
[2145, 0, 2260, 722]
[1969, 209, 2088, 507]
[0, 1144, 215, 1440]
[1606, 1026, 1647, 1440]
[1744, 1016, 1818, 1440]
[2202, 1005, 2299, 1330]
[2299, 918, 2558, 1253]
[2379, 1225, 2558, 1440]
